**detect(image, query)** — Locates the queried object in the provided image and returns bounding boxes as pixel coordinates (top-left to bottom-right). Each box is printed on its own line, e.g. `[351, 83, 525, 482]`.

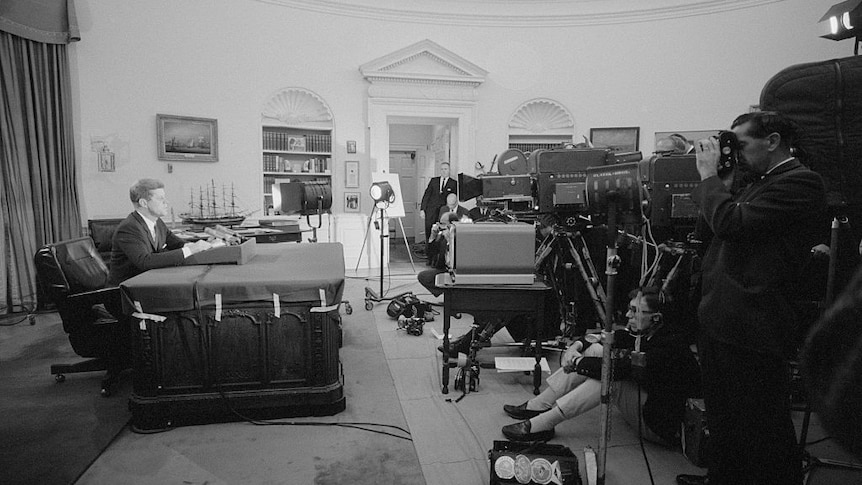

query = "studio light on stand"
[273, 181, 332, 243]
[819, 0, 862, 54]
[362, 181, 396, 309]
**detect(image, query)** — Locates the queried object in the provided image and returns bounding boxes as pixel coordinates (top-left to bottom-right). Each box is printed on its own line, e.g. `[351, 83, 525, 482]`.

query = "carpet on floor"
[74, 278, 426, 485]
[0, 312, 131, 485]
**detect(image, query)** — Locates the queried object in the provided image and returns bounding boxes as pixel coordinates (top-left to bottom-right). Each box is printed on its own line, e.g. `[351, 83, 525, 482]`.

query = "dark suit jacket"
[468, 206, 492, 221]
[420, 176, 457, 216]
[437, 204, 468, 222]
[692, 159, 826, 358]
[107, 211, 187, 286]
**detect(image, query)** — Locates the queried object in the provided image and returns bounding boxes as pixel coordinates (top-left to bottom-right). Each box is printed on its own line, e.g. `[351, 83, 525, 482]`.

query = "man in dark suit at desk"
[108, 178, 212, 287]
[438, 193, 468, 221]
[420, 162, 457, 254]
[467, 195, 494, 221]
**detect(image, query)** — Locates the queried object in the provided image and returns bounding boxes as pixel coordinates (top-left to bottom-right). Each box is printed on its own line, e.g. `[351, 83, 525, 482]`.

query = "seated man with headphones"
[501, 286, 701, 444]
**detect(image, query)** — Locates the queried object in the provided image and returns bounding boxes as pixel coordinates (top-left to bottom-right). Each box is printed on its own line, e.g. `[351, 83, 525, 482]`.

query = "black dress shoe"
[503, 402, 544, 420]
[675, 474, 708, 485]
[502, 420, 554, 442]
[437, 332, 472, 356]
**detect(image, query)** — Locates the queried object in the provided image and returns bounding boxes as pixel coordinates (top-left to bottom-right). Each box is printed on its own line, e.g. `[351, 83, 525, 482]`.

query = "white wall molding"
[256, 0, 787, 27]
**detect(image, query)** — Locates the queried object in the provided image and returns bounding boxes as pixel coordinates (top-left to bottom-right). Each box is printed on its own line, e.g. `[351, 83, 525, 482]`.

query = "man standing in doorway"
[420, 162, 457, 264]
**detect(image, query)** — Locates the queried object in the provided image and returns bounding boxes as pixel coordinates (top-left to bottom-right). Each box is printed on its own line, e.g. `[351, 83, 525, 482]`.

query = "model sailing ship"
[180, 180, 249, 227]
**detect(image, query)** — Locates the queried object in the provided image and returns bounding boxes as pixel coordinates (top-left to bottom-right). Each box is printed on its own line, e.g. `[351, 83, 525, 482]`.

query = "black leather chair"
[34, 236, 129, 396]
[87, 218, 123, 264]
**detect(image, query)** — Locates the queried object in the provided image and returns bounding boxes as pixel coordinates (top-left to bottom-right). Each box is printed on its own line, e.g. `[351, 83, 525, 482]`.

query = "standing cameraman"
[677, 112, 826, 485]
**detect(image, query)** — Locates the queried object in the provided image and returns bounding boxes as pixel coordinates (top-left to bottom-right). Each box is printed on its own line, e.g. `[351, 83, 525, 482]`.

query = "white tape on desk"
[311, 288, 338, 313]
[273, 293, 281, 318]
[215, 293, 222, 322]
[132, 300, 166, 330]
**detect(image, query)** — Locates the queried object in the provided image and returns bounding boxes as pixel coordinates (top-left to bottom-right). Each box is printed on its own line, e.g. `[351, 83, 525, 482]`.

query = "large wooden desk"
[121, 243, 345, 430]
[435, 273, 552, 395]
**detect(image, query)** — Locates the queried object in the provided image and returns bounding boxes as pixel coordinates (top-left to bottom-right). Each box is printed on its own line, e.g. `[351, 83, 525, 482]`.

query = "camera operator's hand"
[420, 210, 425, 219]
[695, 137, 720, 181]
[811, 243, 830, 260]
[562, 341, 584, 373]
[696, 136, 735, 188]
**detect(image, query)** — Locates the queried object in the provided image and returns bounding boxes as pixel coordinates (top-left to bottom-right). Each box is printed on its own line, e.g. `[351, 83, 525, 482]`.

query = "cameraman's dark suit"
[692, 159, 825, 484]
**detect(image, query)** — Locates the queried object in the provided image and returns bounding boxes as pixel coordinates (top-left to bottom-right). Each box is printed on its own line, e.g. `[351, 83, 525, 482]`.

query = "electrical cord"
[636, 382, 657, 485]
[0, 305, 38, 326]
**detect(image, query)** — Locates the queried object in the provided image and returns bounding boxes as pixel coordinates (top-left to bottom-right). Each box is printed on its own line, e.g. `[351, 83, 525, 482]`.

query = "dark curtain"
[0, 0, 80, 313]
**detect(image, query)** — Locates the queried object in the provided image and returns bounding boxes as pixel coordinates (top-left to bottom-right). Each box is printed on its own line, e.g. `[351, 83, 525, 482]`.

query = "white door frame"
[367, 98, 477, 178]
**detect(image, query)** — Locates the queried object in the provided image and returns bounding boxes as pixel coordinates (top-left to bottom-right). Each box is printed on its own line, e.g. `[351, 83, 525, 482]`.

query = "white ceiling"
[254, 0, 788, 27]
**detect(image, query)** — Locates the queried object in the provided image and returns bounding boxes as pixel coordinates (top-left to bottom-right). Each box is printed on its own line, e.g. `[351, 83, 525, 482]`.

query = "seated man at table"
[501, 286, 701, 444]
[108, 178, 212, 288]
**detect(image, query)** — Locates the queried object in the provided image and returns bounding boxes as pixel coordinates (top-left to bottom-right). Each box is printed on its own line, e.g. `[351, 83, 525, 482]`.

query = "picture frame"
[345, 160, 359, 188]
[157, 114, 218, 162]
[344, 192, 360, 212]
[287, 135, 306, 152]
[590, 127, 640, 153]
[346, 140, 357, 154]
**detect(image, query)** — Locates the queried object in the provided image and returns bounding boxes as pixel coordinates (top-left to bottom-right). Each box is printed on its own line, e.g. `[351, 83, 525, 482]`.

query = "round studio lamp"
[369, 181, 395, 208]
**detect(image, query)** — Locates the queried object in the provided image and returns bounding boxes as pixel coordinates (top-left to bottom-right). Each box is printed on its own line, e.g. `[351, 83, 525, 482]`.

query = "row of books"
[264, 176, 331, 194]
[262, 131, 332, 153]
[263, 154, 331, 173]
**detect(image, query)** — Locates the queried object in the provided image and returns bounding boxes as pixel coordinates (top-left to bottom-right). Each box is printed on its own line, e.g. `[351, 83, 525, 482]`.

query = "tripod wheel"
[365, 300, 373, 311]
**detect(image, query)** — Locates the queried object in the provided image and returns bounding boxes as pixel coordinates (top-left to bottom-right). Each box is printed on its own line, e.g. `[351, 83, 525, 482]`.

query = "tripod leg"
[566, 237, 607, 324]
[395, 216, 416, 272]
[355, 207, 378, 273]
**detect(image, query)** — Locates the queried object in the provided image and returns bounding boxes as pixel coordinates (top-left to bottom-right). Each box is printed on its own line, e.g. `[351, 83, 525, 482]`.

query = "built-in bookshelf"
[261, 125, 332, 213]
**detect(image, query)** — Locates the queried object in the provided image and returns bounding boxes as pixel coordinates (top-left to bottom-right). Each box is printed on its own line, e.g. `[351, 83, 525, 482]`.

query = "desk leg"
[441, 291, 450, 394]
[533, 295, 544, 395]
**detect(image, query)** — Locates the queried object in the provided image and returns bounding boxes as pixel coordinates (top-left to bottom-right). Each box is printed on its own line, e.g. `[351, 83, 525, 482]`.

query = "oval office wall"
[71, 2, 848, 264]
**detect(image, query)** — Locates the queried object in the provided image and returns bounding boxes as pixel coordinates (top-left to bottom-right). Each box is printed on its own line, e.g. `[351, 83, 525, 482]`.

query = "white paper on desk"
[495, 357, 551, 374]
[429, 328, 452, 340]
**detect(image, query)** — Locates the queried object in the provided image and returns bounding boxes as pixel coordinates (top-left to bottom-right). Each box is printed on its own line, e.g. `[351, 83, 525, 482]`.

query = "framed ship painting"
[157, 114, 219, 162]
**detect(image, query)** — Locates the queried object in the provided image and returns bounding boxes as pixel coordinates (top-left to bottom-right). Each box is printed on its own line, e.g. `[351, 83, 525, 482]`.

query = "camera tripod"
[535, 225, 608, 336]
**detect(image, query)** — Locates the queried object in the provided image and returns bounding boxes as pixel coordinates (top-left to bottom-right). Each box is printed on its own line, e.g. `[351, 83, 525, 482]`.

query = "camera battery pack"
[489, 440, 581, 485]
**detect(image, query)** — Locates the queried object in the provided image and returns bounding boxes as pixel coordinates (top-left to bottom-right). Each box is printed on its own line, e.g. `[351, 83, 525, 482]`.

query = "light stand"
[596, 197, 621, 485]
[363, 202, 389, 308]
[305, 197, 324, 243]
[583, 162, 644, 485]
[797, 215, 862, 482]
[359, 181, 403, 310]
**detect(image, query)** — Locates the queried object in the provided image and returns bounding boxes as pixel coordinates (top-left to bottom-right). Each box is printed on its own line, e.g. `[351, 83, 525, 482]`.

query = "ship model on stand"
[180, 180, 251, 229]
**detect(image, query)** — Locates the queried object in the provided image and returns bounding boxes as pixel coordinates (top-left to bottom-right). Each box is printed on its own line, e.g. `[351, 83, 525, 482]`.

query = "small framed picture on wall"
[344, 192, 360, 212]
[345, 160, 359, 188]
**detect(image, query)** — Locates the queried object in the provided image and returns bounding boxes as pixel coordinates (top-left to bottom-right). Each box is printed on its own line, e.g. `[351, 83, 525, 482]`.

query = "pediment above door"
[360, 39, 487, 100]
